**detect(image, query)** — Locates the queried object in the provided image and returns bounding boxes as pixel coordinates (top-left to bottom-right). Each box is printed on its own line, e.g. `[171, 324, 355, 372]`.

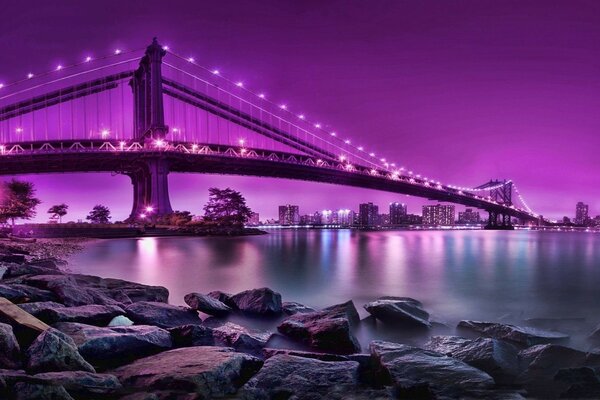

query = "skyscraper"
[422, 204, 455, 226]
[278, 205, 300, 225]
[359, 203, 379, 226]
[575, 202, 589, 225]
[389, 202, 408, 225]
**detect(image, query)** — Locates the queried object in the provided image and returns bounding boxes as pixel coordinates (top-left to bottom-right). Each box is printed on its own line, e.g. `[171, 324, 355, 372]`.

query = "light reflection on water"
[68, 230, 600, 348]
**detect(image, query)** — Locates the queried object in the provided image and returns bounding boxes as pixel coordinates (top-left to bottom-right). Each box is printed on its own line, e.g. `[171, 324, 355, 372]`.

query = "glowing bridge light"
[258, 93, 265, 99]
[27, 73, 34, 79]
[114, 49, 122, 55]
[314, 123, 321, 128]
[85, 56, 92, 62]
[344, 139, 351, 144]
[154, 139, 166, 147]
[192, 144, 198, 150]
[340, 155, 346, 161]
[279, 104, 287, 110]
[330, 132, 336, 136]
[358, 146, 363, 151]
[239, 139, 245, 145]
[299, 114, 305, 119]
[235, 81, 244, 87]
[100, 129, 110, 138]
[56, 65, 63, 71]
[369, 153, 375, 157]
[0, 83, 4, 89]
[212, 69, 220, 75]
[172, 128, 180, 133]
[16, 127, 23, 133]
[162, 45, 169, 51]
[139, 213, 146, 219]
[119, 141, 126, 149]
[187, 57, 195, 63]
[145, 206, 154, 213]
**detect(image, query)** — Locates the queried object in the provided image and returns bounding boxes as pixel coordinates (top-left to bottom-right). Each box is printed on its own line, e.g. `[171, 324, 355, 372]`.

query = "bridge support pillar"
[485, 211, 514, 230]
[128, 158, 173, 220]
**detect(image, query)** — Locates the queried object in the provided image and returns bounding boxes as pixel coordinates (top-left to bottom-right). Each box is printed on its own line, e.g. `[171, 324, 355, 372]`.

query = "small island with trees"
[0, 179, 265, 238]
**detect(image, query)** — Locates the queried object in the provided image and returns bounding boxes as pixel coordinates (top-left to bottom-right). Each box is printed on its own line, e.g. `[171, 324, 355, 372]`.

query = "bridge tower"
[127, 38, 173, 220]
[476, 180, 514, 230]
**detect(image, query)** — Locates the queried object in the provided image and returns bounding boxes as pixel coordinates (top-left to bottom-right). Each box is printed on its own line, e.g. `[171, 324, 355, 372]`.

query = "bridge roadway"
[0, 139, 536, 221]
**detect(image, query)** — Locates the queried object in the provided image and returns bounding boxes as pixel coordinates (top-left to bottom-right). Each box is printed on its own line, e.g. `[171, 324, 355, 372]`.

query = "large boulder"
[125, 301, 201, 329]
[369, 340, 495, 398]
[168, 324, 216, 347]
[277, 301, 361, 354]
[13, 382, 75, 400]
[25, 328, 95, 374]
[0, 283, 57, 303]
[18, 301, 65, 318]
[425, 335, 520, 385]
[207, 291, 236, 308]
[37, 304, 126, 326]
[554, 367, 600, 399]
[33, 371, 122, 398]
[184, 292, 231, 317]
[69, 274, 169, 304]
[22, 275, 96, 306]
[517, 344, 600, 398]
[240, 354, 392, 399]
[54, 322, 172, 369]
[0, 323, 21, 369]
[262, 348, 352, 362]
[282, 301, 316, 316]
[210, 322, 272, 356]
[457, 320, 569, 347]
[3, 263, 64, 278]
[230, 287, 282, 315]
[111, 346, 263, 397]
[364, 297, 431, 329]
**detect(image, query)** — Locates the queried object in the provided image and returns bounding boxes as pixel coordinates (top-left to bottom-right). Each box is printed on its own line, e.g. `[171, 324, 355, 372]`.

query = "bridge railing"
[0, 139, 533, 217]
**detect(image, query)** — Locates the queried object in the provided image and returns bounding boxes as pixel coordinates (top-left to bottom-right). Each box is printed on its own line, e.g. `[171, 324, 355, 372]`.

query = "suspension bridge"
[0, 38, 543, 228]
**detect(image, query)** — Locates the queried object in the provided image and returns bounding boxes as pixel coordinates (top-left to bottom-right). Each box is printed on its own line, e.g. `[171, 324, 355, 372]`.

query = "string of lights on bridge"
[0, 40, 540, 218]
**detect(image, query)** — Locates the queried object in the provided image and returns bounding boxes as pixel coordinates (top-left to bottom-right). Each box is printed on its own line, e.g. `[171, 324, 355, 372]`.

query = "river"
[67, 229, 600, 349]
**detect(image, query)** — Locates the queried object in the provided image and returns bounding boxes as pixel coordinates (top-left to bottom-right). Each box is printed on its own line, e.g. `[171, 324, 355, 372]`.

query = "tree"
[203, 188, 253, 227]
[86, 205, 111, 224]
[163, 210, 193, 226]
[0, 179, 41, 225]
[48, 203, 68, 223]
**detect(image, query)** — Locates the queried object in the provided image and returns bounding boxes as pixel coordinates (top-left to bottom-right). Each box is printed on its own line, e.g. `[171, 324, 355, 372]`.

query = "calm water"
[68, 229, 600, 348]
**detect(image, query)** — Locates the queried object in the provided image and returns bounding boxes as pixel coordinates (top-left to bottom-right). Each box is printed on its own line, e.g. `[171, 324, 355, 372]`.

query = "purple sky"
[1, 0, 599, 222]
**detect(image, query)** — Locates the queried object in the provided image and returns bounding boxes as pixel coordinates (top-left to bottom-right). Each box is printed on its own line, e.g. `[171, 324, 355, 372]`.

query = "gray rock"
[240, 354, 392, 400]
[423, 335, 473, 355]
[458, 320, 569, 347]
[18, 301, 65, 318]
[277, 301, 361, 354]
[210, 322, 272, 356]
[554, 367, 600, 399]
[54, 322, 172, 369]
[70, 274, 169, 303]
[517, 344, 600, 398]
[125, 301, 201, 329]
[33, 371, 122, 398]
[25, 328, 95, 374]
[322, 300, 361, 326]
[364, 297, 431, 329]
[22, 275, 96, 306]
[13, 381, 75, 400]
[230, 287, 282, 316]
[37, 304, 126, 326]
[168, 324, 216, 347]
[0, 323, 21, 369]
[369, 340, 494, 398]
[111, 346, 263, 397]
[207, 291, 236, 308]
[184, 292, 231, 316]
[4, 263, 64, 278]
[262, 348, 351, 362]
[282, 301, 316, 316]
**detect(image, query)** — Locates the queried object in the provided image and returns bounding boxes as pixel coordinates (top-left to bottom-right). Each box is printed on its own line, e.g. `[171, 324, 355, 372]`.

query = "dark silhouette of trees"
[0, 179, 41, 225]
[203, 188, 253, 227]
[86, 205, 111, 224]
[48, 203, 68, 223]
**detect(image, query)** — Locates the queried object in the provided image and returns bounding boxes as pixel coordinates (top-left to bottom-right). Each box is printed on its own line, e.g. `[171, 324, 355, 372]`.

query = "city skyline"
[2, 1, 600, 221]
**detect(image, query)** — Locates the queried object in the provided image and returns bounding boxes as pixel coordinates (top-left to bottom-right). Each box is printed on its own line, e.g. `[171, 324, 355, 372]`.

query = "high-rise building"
[319, 210, 334, 224]
[278, 204, 300, 225]
[336, 209, 355, 226]
[359, 202, 379, 226]
[247, 212, 260, 226]
[575, 202, 589, 225]
[389, 202, 407, 225]
[422, 204, 455, 226]
[457, 208, 480, 224]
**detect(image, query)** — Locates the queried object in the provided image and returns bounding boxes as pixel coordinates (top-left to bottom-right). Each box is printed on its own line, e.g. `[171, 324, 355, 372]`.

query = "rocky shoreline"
[1, 240, 600, 399]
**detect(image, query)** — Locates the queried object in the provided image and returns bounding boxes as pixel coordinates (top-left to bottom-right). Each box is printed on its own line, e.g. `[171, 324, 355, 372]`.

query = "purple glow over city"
[2, 1, 600, 222]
